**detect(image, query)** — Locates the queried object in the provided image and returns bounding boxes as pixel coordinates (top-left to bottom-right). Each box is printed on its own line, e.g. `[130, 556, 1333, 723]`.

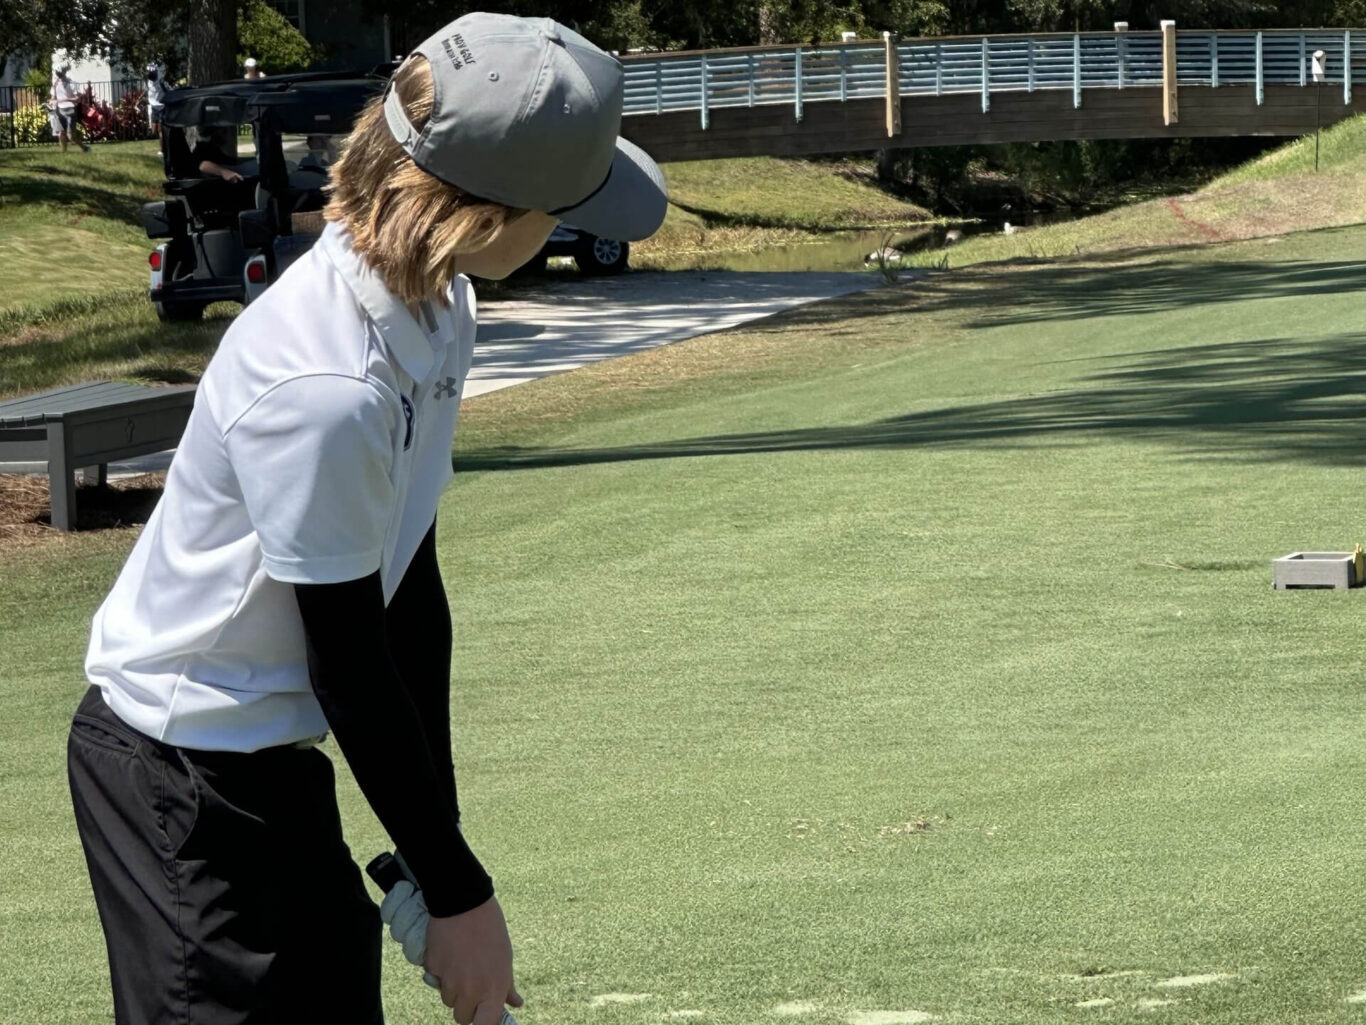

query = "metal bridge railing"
[622, 28, 1361, 125]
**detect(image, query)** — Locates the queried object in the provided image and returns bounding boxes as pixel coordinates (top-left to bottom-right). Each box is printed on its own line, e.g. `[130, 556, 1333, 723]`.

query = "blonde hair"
[324, 57, 526, 304]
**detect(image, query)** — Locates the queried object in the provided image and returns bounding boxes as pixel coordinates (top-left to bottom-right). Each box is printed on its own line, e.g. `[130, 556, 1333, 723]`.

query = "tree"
[238, 0, 314, 74]
[1, 0, 106, 67]
[186, 0, 239, 82]
[1, 0, 237, 86]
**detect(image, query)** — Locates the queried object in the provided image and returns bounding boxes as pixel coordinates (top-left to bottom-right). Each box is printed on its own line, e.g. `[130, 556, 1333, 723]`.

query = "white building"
[53, 49, 139, 102]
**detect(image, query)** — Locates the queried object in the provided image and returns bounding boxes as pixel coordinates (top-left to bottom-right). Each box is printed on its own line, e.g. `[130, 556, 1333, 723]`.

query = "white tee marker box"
[1272, 552, 1364, 590]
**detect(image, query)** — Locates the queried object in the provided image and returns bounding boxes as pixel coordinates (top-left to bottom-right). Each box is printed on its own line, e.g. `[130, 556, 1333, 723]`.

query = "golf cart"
[141, 70, 391, 320]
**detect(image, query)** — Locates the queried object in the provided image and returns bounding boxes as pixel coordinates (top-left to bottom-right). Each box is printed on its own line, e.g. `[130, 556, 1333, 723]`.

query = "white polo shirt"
[86, 223, 475, 751]
[53, 76, 80, 113]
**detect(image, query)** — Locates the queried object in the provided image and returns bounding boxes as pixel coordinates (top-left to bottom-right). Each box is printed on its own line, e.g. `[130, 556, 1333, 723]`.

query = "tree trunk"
[188, 0, 238, 85]
[874, 147, 902, 184]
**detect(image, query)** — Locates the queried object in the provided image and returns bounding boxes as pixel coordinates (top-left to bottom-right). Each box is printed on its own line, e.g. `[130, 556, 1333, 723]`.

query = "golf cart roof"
[159, 68, 395, 131]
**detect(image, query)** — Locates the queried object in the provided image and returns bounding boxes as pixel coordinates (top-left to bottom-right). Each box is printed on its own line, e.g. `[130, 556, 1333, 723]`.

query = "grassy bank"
[910, 114, 1366, 269]
[6, 224, 1366, 1023]
[634, 157, 932, 268]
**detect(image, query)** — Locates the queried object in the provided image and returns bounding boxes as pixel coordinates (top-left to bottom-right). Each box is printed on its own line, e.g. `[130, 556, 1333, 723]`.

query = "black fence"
[1, 78, 156, 148]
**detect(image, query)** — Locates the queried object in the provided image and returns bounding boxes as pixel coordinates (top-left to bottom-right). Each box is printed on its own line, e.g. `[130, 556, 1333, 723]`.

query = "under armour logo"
[433, 377, 458, 400]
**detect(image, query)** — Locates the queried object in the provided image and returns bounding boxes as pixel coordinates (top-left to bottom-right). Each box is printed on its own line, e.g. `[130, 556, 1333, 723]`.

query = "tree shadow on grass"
[454, 332, 1366, 473]
[753, 237, 1366, 339]
[0, 310, 230, 397]
[961, 257, 1366, 328]
[0, 174, 149, 227]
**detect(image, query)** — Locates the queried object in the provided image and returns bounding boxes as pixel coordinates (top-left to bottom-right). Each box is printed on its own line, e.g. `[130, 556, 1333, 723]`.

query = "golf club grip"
[365, 852, 409, 893]
[366, 853, 521, 1025]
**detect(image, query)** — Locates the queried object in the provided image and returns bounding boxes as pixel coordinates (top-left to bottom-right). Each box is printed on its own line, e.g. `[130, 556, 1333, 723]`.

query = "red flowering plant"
[77, 85, 117, 141]
[115, 89, 150, 140]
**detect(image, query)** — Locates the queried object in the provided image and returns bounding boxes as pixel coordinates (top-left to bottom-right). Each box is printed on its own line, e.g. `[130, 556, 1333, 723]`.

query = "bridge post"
[794, 47, 804, 122]
[839, 46, 848, 102]
[1027, 38, 1035, 92]
[700, 54, 709, 129]
[885, 31, 902, 138]
[747, 54, 755, 107]
[1345, 30, 1353, 104]
[1255, 32, 1264, 105]
[1162, 21, 1179, 125]
[1211, 34, 1219, 87]
[1073, 33, 1081, 109]
[981, 37, 990, 112]
[1299, 34, 1307, 87]
[655, 62, 662, 115]
[935, 42, 943, 96]
[1116, 22, 1127, 89]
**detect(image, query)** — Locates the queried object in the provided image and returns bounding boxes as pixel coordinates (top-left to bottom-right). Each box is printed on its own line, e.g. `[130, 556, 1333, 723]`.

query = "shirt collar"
[318, 222, 436, 382]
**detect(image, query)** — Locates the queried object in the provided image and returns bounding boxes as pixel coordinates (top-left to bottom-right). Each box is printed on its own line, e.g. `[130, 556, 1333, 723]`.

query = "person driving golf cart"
[193, 125, 258, 182]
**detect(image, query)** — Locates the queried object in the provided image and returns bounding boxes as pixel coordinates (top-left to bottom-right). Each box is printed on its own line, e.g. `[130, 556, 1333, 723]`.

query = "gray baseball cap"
[383, 12, 668, 242]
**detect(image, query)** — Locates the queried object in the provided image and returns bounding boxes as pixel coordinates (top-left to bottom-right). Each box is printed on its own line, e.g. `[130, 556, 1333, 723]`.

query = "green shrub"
[22, 67, 50, 101]
[13, 103, 53, 145]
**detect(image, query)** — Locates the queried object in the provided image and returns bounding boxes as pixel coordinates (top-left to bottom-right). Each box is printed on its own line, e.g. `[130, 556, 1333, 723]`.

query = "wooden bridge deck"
[623, 86, 1366, 161]
[618, 28, 1366, 162]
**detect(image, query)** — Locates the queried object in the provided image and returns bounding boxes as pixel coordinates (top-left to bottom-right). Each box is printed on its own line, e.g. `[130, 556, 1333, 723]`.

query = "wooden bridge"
[618, 25, 1366, 162]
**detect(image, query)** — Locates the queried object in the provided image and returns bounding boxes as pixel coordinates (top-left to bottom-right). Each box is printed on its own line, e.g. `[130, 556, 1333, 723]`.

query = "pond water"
[640, 209, 1087, 274]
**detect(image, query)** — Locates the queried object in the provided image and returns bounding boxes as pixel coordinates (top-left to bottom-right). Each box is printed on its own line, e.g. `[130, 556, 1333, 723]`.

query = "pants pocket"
[70, 714, 141, 756]
[159, 750, 202, 859]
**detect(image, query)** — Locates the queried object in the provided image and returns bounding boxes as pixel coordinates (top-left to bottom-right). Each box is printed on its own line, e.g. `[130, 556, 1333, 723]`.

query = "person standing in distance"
[69, 13, 667, 1025]
[145, 64, 165, 146]
[50, 65, 90, 153]
[243, 56, 264, 79]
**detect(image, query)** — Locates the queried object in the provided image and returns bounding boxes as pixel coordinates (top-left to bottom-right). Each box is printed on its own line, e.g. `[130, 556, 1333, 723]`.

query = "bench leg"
[46, 423, 77, 531]
[83, 464, 108, 487]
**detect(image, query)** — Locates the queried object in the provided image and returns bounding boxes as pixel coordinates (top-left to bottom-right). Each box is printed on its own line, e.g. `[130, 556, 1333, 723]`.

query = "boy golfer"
[69, 13, 666, 1024]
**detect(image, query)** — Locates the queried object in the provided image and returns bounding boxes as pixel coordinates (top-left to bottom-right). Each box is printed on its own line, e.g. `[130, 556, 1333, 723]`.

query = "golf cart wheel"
[155, 300, 207, 322]
[574, 235, 629, 275]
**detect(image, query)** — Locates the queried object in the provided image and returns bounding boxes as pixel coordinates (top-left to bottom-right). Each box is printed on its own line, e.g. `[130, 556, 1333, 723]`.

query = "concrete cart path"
[465, 269, 873, 397]
[0, 270, 874, 477]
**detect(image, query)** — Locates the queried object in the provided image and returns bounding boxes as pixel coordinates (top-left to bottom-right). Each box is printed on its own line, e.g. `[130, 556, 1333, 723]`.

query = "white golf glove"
[379, 879, 440, 988]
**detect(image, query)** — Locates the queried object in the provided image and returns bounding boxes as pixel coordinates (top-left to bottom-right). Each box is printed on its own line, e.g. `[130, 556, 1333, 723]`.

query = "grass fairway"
[5, 220, 1366, 1023]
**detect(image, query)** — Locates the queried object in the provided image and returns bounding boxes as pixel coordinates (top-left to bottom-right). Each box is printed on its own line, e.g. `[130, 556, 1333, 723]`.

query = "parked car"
[521, 224, 631, 275]
[141, 69, 392, 320]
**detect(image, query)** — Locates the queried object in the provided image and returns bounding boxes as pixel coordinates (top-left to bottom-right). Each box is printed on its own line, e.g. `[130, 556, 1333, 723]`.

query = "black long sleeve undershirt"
[384, 523, 458, 815]
[294, 523, 492, 917]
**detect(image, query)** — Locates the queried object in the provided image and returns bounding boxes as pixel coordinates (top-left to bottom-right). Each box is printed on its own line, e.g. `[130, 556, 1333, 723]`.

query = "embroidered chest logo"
[401, 395, 414, 450]
[433, 377, 459, 400]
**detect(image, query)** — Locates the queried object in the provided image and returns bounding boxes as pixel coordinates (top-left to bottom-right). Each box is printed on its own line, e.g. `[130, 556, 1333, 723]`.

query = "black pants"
[68, 686, 384, 1025]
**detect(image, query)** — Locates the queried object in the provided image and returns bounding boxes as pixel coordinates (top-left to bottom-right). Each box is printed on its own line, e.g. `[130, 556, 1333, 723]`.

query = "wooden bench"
[0, 382, 196, 531]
